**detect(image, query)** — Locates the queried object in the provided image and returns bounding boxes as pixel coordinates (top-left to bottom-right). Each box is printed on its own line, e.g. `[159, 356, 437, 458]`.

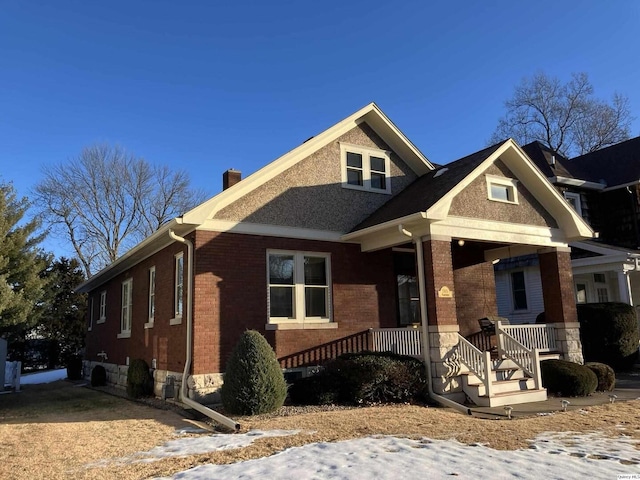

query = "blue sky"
[2, 1, 640, 257]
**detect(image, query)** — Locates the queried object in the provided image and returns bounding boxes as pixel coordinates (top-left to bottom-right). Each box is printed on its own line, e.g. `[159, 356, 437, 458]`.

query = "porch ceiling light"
[457, 239, 465, 247]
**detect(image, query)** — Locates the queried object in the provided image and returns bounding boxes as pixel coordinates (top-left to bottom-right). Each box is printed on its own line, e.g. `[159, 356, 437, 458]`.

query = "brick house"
[78, 103, 592, 408]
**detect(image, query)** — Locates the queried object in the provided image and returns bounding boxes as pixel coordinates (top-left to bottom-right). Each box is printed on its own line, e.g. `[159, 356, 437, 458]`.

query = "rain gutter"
[169, 230, 240, 431]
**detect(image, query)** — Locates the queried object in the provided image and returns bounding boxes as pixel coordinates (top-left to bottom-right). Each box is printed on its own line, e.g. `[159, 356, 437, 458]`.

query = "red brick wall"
[192, 231, 397, 374]
[453, 262, 498, 336]
[422, 239, 457, 326]
[85, 240, 189, 373]
[539, 249, 578, 324]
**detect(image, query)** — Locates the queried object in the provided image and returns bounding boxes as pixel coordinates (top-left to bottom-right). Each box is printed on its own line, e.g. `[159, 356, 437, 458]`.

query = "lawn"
[0, 380, 638, 479]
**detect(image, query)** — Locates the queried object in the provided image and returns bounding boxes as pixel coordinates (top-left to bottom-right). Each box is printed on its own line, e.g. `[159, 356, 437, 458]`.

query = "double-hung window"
[340, 143, 391, 194]
[88, 297, 94, 331]
[171, 253, 184, 324]
[146, 266, 155, 328]
[98, 291, 107, 324]
[267, 251, 331, 325]
[564, 191, 583, 217]
[119, 279, 132, 338]
[510, 271, 528, 311]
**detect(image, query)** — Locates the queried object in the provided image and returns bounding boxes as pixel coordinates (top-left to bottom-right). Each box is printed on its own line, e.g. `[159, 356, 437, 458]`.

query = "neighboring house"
[77, 103, 591, 408]
[495, 139, 640, 325]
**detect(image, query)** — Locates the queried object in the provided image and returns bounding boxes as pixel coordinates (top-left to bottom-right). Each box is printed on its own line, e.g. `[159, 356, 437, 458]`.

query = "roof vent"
[550, 155, 556, 167]
[434, 168, 449, 178]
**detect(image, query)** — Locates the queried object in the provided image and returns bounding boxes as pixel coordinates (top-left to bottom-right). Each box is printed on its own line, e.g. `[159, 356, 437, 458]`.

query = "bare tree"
[35, 144, 206, 277]
[490, 72, 633, 157]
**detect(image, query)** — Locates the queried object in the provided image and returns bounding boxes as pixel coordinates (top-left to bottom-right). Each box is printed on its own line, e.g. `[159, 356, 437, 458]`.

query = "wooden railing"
[456, 334, 492, 397]
[500, 324, 557, 352]
[496, 321, 542, 389]
[279, 330, 370, 369]
[369, 328, 422, 357]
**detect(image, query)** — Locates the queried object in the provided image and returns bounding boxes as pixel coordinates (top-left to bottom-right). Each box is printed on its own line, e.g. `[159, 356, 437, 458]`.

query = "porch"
[370, 321, 560, 407]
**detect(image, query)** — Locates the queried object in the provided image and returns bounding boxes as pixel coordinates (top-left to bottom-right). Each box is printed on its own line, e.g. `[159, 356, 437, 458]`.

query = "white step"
[464, 377, 536, 396]
[468, 388, 548, 407]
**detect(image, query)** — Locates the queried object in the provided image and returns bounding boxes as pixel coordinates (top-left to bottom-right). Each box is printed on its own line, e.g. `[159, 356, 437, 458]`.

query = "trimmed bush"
[91, 364, 107, 387]
[289, 351, 428, 406]
[577, 302, 639, 370]
[288, 373, 340, 406]
[541, 359, 597, 396]
[220, 330, 287, 415]
[126, 359, 153, 399]
[584, 362, 616, 392]
[66, 354, 83, 381]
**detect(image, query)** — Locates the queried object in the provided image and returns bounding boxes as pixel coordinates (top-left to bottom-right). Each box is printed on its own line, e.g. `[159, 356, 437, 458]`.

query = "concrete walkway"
[470, 367, 640, 419]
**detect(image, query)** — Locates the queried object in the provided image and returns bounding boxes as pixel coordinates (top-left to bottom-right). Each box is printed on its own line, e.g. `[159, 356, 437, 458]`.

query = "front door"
[394, 251, 421, 326]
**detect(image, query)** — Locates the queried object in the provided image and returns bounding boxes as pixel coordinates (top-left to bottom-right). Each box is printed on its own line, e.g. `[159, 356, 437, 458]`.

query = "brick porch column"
[421, 237, 463, 400]
[538, 247, 584, 363]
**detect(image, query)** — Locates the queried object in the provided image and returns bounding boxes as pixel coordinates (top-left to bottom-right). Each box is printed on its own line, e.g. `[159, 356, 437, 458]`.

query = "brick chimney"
[223, 169, 241, 190]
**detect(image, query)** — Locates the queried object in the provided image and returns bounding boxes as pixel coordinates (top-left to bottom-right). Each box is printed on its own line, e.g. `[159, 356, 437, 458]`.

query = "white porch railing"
[456, 334, 493, 397]
[369, 328, 422, 357]
[500, 324, 557, 352]
[496, 321, 542, 389]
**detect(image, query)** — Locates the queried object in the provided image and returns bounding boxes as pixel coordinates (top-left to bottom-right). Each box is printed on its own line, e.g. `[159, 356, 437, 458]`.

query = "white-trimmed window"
[98, 291, 107, 324]
[119, 279, 132, 338]
[340, 143, 391, 194]
[486, 175, 518, 204]
[510, 271, 528, 311]
[267, 251, 331, 324]
[172, 253, 184, 323]
[594, 273, 609, 302]
[88, 297, 94, 331]
[564, 191, 583, 217]
[146, 266, 156, 328]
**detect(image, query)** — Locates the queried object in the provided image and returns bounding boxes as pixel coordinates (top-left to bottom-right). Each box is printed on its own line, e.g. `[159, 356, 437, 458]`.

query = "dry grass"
[0, 381, 639, 480]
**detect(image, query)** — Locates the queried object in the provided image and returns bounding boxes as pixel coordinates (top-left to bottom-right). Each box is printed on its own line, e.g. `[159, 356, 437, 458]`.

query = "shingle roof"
[521, 141, 575, 179]
[351, 141, 505, 232]
[564, 136, 640, 187]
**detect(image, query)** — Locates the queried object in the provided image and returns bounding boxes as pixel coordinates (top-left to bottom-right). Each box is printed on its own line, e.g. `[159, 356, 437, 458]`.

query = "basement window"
[486, 175, 518, 204]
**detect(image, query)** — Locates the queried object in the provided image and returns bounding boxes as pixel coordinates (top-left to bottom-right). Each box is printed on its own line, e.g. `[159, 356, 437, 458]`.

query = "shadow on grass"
[0, 380, 188, 427]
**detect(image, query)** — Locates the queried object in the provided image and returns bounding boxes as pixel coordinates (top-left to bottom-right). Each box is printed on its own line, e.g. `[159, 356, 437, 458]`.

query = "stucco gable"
[213, 122, 419, 232]
[181, 103, 433, 225]
[448, 160, 558, 228]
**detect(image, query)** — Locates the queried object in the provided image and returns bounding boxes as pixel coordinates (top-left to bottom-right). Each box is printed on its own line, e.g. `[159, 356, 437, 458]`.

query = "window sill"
[170, 317, 183, 326]
[117, 331, 131, 339]
[341, 182, 391, 195]
[144, 321, 154, 329]
[96, 319, 106, 324]
[265, 322, 338, 331]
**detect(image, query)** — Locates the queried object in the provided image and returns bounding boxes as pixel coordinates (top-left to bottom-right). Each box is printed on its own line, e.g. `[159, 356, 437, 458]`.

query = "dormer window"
[564, 191, 583, 217]
[340, 143, 391, 194]
[486, 175, 518, 204]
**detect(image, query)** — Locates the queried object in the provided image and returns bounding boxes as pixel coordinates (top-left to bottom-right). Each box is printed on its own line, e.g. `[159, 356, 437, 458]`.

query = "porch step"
[466, 388, 548, 407]
[464, 377, 536, 396]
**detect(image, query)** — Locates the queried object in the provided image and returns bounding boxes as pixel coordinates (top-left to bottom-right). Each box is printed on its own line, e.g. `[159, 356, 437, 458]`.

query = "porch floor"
[468, 366, 640, 419]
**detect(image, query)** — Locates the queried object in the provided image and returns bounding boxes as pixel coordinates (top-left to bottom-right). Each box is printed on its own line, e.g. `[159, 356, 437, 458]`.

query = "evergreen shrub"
[541, 359, 597, 396]
[577, 302, 639, 370]
[584, 362, 616, 391]
[126, 358, 153, 398]
[289, 351, 427, 406]
[220, 330, 287, 415]
[91, 364, 107, 387]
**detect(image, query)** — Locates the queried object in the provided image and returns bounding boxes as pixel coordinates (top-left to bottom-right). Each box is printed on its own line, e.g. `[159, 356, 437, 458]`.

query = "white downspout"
[169, 230, 240, 431]
[399, 225, 471, 415]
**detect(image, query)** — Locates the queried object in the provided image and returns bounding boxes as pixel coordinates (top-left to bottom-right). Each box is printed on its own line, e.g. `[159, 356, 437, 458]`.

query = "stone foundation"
[552, 322, 584, 364]
[427, 324, 464, 401]
[82, 360, 224, 404]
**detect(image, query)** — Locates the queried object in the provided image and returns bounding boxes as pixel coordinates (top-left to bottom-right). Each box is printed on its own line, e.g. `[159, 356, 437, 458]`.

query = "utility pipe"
[169, 230, 240, 431]
[398, 225, 471, 415]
